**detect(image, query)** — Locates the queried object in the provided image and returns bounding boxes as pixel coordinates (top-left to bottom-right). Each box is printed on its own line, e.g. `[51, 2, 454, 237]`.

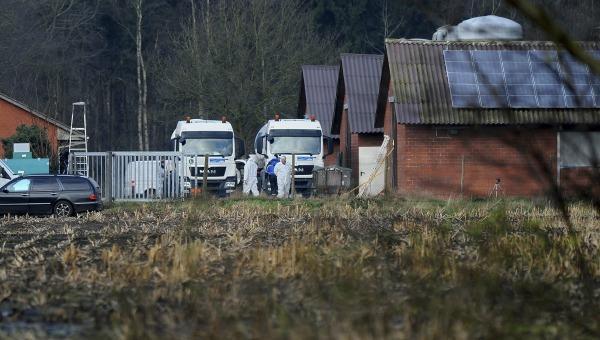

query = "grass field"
[0, 198, 598, 339]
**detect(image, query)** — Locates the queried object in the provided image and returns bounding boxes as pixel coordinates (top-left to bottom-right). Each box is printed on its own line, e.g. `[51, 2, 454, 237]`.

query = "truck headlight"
[225, 181, 236, 188]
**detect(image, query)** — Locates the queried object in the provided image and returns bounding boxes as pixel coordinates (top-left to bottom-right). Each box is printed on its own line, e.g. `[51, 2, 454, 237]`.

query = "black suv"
[0, 175, 102, 217]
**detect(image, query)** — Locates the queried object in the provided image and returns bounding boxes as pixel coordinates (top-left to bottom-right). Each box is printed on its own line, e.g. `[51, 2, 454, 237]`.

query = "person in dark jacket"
[265, 157, 279, 196]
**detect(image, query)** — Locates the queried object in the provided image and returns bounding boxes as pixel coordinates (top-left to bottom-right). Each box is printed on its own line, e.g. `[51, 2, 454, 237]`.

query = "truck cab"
[171, 118, 244, 196]
[254, 116, 333, 194]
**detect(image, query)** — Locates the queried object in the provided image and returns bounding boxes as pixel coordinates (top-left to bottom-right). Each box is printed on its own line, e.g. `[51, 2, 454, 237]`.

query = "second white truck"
[254, 115, 333, 195]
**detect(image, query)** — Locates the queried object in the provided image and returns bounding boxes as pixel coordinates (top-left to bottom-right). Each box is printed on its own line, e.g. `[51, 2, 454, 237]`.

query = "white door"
[359, 146, 385, 197]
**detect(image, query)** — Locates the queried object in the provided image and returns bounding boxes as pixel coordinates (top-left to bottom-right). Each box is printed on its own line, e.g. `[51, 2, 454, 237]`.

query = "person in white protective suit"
[243, 155, 260, 196]
[274, 155, 292, 198]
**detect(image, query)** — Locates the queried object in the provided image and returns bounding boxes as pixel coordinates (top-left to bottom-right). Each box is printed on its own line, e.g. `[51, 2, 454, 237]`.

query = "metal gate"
[69, 152, 185, 202]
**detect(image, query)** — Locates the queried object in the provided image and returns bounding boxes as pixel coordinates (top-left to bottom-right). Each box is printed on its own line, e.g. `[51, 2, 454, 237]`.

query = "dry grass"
[0, 198, 598, 339]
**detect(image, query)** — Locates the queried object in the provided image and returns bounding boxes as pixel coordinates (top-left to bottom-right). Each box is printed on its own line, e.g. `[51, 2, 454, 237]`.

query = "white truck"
[0, 159, 18, 188]
[171, 118, 244, 196]
[254, 116, 333, 195]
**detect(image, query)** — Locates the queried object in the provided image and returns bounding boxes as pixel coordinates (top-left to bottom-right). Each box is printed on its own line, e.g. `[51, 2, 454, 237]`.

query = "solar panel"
[444, 49, 600, 109]
[451, 95, 481, 108]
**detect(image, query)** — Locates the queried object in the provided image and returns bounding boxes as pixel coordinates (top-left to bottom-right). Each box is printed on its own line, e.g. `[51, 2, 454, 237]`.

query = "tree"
[1, 125, 52, 159]
[160, 0, 338, 144]
[134, 0, 149, 151]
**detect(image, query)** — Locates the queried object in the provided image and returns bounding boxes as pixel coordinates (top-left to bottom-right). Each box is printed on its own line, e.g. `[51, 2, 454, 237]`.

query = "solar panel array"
[443, 50, 600, 108]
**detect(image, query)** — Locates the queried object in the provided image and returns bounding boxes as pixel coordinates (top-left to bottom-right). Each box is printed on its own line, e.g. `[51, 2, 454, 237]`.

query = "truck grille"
[294, 165, 314, 176]
[189, 167, 226, 177]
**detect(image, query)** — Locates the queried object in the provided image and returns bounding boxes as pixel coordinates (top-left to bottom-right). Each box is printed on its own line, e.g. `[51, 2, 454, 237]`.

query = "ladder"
[68, 102, 89, 176]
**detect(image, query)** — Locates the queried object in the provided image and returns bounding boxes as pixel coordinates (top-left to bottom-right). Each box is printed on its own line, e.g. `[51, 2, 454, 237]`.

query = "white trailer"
[254, 115, 333, 195]
[0, 159, 18, 188]
[171, 118, 244, 196]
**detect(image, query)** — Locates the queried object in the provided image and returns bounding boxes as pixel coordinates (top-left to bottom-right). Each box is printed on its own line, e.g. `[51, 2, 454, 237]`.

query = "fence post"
[68, 152, 74, 174]
[384, 145, 390, 197]
[291, 153, 296, 198]
[106, 151, 113, 203]
[203, 154, 208, 198]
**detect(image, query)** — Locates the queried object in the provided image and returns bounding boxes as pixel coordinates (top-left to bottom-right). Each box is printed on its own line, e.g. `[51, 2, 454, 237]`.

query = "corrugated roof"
[376, 39, 600, 126]
[0, 92, 69, 132]
[333, 53, 384, 134]
[297, 65, 339, 137]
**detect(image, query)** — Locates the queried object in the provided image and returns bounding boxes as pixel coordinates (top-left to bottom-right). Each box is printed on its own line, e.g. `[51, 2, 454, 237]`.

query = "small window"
[31, 177, 60, 192]
[560, 132, 600, 168]
[59, 177, 91, 191]
[7, 178, 31, 192]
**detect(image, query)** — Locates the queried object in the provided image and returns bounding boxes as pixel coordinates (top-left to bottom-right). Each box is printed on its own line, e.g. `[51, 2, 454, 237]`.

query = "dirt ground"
[0, 198, 598, 339]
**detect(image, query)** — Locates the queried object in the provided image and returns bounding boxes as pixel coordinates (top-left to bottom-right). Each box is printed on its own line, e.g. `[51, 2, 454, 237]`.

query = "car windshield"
[182, 138, 233, 156]
[270, 136, 321, 155]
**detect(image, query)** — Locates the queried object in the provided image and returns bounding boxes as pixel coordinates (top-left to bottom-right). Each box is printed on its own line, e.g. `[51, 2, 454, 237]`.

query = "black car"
[0, 175, 102, 217]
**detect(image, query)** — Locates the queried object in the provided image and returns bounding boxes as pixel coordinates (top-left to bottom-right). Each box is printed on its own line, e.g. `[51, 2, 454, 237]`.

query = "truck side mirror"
[180, 138, 186, 146]
[235, 137, 245, 159]
[256, 136, 263, 155]
[267, 136, 274, 144]
[325, 136, 334, 156]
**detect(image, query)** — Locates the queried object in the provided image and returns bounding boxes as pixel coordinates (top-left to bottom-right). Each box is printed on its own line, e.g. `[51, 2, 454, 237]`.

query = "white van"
[124, 160, 164, 198]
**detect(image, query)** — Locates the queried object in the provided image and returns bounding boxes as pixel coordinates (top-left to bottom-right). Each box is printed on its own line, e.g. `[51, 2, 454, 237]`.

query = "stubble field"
[0, 198, 599, 339]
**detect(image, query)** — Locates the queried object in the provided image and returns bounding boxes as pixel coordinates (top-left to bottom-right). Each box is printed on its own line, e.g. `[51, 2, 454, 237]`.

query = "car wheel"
[54, 200, 73, 217]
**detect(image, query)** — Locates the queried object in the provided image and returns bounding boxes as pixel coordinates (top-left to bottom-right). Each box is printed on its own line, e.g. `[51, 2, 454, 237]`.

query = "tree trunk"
[141, 49, 149, 150]
[135, 0, 145, 151]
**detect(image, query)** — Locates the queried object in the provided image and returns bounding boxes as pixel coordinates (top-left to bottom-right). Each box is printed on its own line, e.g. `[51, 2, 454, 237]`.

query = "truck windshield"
[180, 131, 233, 156]
[270, 137, 321, 155]
[182, 139, 233, 156]
[269, 130, 322, 155]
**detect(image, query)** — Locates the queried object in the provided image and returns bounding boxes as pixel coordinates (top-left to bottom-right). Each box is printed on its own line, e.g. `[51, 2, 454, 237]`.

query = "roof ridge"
[385, 38, 600, 46]
[341, 53, 384, 58]
[302, 64, 338, 69]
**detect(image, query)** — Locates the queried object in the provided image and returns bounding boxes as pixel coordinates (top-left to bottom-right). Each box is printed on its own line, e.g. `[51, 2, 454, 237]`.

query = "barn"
[297, 65, 340, 166]
[0, 92, 69, 158]
[375, 39, 600, 198]
[331, 53, 385, 186]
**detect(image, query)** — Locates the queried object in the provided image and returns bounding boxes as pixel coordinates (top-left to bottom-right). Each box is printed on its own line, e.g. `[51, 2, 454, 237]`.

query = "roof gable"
[332, 53, 384, 134]
[297, 65, 339, 137]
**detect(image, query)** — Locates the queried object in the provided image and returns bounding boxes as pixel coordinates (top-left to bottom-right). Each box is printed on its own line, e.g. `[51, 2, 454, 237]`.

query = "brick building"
[297, 65, 339, 166]
[0, 93, 69, 158]
[331, 54, 384, 185]
[375, 39, 600, 198]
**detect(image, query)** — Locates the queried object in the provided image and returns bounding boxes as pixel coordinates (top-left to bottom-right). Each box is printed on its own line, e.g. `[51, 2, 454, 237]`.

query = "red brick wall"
[339, 109, 350, 168]
[324, 140, 340, 166]
[0, 99, 60, 158]
[396, 125, 557, 198]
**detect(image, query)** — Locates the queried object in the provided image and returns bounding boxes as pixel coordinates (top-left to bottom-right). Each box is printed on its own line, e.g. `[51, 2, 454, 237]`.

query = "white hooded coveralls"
[274, 160, 292, 198]
[243, 156, 259, 196]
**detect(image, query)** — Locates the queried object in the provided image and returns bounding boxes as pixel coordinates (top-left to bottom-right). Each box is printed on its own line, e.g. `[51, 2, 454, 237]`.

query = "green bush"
[1, 124, 52, 158]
